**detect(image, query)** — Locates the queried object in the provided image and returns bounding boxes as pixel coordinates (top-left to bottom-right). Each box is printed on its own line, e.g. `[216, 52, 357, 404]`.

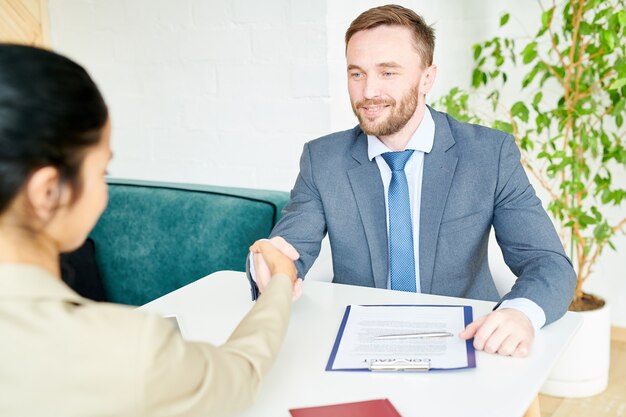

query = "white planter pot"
[540, 301, 611, 397]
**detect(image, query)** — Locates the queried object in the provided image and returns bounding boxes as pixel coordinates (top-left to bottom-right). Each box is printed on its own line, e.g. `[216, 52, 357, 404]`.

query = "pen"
[375, 331, 454, 340]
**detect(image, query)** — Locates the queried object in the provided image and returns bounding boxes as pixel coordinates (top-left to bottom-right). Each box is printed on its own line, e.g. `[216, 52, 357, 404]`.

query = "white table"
[141, 271, 582, 417]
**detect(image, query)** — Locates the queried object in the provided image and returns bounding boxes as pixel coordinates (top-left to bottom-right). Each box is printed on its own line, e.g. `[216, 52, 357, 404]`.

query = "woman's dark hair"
[0, 44, 108, 214]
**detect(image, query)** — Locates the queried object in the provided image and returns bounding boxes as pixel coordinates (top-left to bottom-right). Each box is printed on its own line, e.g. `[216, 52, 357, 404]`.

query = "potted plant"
[437, 0, 626, 397]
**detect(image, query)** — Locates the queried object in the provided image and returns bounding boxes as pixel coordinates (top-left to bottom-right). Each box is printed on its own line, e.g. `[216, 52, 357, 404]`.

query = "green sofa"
[89, 179, 289, 306]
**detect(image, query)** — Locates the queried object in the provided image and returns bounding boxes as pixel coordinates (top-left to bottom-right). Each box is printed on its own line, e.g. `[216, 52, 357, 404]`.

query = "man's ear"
[420, 64, 438, 96]
[25, 167, 67, 221]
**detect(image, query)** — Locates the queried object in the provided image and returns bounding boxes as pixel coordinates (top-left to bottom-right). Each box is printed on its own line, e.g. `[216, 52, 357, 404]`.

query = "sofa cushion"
[89, 179, 288, 306]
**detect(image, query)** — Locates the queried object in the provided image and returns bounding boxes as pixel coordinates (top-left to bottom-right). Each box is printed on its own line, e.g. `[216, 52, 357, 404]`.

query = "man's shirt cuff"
[248, 252, 257, 283]
[498, 298, 546, 332]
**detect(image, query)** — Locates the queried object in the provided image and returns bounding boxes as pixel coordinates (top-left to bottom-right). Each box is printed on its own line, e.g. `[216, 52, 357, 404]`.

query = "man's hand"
[251, 236, 302, 299]
[459, 308, 534, 357]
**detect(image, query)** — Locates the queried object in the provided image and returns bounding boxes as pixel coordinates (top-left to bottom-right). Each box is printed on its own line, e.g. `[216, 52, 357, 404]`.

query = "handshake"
[249, 237, 304, 300]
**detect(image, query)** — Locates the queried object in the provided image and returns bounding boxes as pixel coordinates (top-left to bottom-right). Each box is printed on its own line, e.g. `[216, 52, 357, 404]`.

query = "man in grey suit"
[251, 5, 576, 357]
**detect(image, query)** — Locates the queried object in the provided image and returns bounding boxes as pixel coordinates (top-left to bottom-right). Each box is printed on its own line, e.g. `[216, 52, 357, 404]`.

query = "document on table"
[326, 305, 476, 371]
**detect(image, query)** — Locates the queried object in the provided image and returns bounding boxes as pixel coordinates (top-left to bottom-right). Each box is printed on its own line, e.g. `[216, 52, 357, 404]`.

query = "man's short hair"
[345, 4, 435, 67]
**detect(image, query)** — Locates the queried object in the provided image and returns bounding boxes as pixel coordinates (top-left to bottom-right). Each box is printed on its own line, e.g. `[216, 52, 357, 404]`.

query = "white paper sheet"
[328, 305, 473, 371]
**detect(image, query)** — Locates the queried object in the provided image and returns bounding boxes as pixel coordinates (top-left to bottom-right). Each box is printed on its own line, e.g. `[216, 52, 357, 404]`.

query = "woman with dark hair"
[0, 44, 298, 416]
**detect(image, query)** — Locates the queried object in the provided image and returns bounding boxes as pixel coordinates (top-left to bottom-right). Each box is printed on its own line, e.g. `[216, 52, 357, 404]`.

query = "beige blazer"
[0, 264, 292, 417]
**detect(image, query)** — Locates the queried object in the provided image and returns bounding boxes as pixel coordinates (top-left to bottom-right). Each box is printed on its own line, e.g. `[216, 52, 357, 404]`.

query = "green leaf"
[522, 63, 541, 87]
[562, 4, 573, 33]
[522, 41, 538, 64]
[523, 50, 538, 65]
[593, 222, 612, 240]
[473, 44, 482, 60]
[607, 11, 619, 27]
[610, 91, 621, 105]
[532, 92, 543, 108]
[493, 120, 513, 134]
[590, 206, 603, 221]
[536, 26, 548, 37]
[521, 137, 534, 151]
[609, 78, 626, 90]
[574, 99, 595, 115]
[618, 10, 626, 26]
[471, 69, 485, 88]
[579, 21, 593, 35]
[487, 90, 500, 104]
[511, 101, 529, 123]
[613, 99, 626, 117]
[500, 13, 510, 27]
[601, 30, 616, 52]
[546, 163, 562, 177]
[596, 7, 613, 23]
[536, 113, 551, 133]
[576, 212, 597, 229]
[615, 57, 626, 77]
[542, 7, 555, 27]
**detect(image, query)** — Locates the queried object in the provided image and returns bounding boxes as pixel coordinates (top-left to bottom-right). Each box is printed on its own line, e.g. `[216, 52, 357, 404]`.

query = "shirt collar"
[0, 264, 85, 303]
[367, 106, 435, 161]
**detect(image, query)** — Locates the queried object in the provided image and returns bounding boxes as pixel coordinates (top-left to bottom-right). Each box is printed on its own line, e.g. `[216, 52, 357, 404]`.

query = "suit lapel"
[419, 109, 458, 293]
[347, 130, 388, 289]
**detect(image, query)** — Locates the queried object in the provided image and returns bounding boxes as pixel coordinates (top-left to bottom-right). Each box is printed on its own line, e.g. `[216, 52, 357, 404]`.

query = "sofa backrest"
[89, 179, 289, 306]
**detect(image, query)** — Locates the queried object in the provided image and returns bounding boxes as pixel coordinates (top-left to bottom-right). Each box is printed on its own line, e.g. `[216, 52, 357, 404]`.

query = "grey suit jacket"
[269, 108, 575, 325]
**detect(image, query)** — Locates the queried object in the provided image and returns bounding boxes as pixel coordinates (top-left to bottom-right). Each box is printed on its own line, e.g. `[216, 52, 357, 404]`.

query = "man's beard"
[352, 82, 420, 137]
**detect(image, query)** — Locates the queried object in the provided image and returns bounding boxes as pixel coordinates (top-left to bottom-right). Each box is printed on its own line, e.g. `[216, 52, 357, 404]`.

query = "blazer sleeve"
[141, 274, 292, 417]
[269, 142, 328, 279]
[492, 135, 577, 325]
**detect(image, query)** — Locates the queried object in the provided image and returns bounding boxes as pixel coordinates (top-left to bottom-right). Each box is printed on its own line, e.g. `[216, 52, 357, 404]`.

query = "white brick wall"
[48, 0, 626, 326]
[49, 0, 329, 191]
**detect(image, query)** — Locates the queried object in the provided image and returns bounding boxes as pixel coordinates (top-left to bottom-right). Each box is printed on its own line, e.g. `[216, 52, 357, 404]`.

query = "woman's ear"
[25, 167, 68, 221]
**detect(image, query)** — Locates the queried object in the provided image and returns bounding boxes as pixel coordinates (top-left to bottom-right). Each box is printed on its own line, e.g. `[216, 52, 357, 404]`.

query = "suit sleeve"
[141, 274, 292, 416]
[492, 134, 576, 325]
[269, 142, 328, 279]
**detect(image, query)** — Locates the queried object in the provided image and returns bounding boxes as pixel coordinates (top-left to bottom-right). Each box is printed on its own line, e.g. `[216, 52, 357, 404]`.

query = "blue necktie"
[382, 150, 416, 292]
